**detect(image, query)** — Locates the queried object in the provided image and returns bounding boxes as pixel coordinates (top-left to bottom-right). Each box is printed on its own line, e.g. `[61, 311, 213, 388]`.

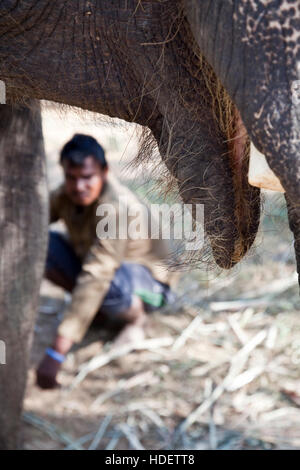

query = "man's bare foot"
[113, 322, 145, 348]
[112, 295, 147, 348]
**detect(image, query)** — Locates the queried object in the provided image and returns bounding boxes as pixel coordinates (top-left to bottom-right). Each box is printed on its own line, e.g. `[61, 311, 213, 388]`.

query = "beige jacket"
[50, 173, 178, 343]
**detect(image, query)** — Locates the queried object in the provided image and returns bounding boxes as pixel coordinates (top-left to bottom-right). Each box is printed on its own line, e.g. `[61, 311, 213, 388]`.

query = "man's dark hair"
[60, 134, 108, 169]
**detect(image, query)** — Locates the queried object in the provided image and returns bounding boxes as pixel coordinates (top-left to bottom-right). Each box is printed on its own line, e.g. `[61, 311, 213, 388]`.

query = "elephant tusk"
[248, 143, 285, 193]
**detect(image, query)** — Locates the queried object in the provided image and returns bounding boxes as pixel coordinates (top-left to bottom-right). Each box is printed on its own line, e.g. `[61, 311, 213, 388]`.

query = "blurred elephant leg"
[0, 102, 48, 449]
[285, 195, 300, 287]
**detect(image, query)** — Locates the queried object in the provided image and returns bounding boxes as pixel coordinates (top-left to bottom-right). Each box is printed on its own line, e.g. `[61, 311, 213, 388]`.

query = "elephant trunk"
[151, 107, 261, 270]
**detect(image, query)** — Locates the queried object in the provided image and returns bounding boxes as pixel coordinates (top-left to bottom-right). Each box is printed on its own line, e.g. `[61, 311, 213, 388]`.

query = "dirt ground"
[22, 103, 300, 450]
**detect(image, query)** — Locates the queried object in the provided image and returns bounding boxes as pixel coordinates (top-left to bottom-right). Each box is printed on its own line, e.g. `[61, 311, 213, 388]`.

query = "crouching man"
[36, 134, 178, 389]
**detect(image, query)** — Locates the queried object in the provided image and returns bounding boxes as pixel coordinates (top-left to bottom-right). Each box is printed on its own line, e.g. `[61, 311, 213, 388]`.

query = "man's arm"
[36, 217, 128, 389]
[57, 235, 127, 343]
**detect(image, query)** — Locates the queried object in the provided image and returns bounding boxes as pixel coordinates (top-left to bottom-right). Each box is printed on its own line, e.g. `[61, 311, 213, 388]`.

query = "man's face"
[63, 156, 107, 206]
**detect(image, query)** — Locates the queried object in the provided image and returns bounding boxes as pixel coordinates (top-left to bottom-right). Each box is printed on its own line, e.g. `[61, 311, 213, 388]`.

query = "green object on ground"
[134, 288, 164, 307]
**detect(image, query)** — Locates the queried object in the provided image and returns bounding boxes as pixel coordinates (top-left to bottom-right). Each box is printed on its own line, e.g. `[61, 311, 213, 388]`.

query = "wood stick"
[210, 273, 298, 312]
[91, 371, 156, 409]
[23, 412, 84, 450]
[178, 330, 267, 432]
[64, 432, 96, 450]
[88, 415, 112, 450]
[227, 315, 249, 345]
[68, 337, 174, 391]
[118, 423, 145, 450]
[105, 432, 121, 450]
[172, 315, 203, 350]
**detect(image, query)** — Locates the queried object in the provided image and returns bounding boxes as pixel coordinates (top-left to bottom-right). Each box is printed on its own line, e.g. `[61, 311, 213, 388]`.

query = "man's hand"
[36, 354, 62, 389]
[36, 336, 73, 390]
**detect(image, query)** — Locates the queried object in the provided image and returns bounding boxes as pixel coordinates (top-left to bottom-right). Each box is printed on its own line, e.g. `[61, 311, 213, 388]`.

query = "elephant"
[0, 0, 299, 449]
[0, 103, 48, 449]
